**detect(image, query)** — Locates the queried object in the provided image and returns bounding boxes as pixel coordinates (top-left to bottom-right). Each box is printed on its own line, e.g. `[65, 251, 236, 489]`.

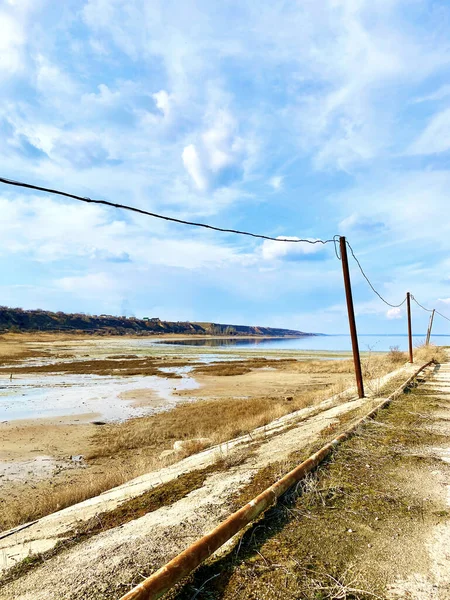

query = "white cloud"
[49, 130, 113, 168]
[269, 176, 283, 191]
[313, 119, 377, 171]
[153, 90, 172, 119]
[3, 0, 450, 327]
[261, 237, 325, 261]
[82, 83, 121, 107]
[0, 195, 254, 270]
[202, 111, 243, 171]
[56, 272, 117, 296]
[0, 10, 24, 75]
[34, 54, 79, 99]
[182, 110, 246, 191]
[89, 38, 108, 56]
[408, 107, 450, 155]
[1, 0, 42, 76]
[413, 84, 450, 104]
[386, 307, 402, 320]
[76, 0, 450, 176]
[182, 144, 208, 192]
[438, 298, 450, 305]
[334, 169, 450, 244]
[339, 213, 386, 234]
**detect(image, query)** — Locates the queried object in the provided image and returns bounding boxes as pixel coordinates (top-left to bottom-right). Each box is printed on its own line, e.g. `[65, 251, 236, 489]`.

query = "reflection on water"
[157, 336, 314, 348]
[157, 334, 450, 353]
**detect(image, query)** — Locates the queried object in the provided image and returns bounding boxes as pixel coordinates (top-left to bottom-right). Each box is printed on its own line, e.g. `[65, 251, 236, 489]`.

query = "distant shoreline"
[0, 306, 315, 338]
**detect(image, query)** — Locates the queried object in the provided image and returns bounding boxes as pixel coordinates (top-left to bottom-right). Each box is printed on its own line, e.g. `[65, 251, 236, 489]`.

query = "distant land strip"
[0, 306, 315, 337]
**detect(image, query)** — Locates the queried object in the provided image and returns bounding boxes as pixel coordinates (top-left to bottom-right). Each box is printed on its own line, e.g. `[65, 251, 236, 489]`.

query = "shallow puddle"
[0, 369, 199, 423]
[0, 456, 61, 483]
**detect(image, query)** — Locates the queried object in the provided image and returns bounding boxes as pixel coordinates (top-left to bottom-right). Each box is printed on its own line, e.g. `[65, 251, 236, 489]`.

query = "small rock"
[70, 455, 84, 463]
[347, 529, 353, 533]
[285, 396, 294, 401]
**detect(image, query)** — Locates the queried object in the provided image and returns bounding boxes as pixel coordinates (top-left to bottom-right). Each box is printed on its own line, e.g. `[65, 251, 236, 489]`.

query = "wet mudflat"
[0, 332, 380, 533]
[0, 370, 199, 422]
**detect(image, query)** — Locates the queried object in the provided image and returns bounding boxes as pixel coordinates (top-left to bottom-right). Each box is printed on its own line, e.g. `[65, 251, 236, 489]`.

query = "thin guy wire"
[333, 235, 341, 260]
[0, 176, 335, 245]
[411, 295, 450, 323]
[345, 241, 407, 308]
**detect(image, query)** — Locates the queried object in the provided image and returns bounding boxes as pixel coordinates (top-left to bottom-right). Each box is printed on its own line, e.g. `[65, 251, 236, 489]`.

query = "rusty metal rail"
[120, 361, 435, 600]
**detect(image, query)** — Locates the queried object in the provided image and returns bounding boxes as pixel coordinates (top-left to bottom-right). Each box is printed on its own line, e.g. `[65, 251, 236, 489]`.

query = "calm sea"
[158, 334, 450, 353]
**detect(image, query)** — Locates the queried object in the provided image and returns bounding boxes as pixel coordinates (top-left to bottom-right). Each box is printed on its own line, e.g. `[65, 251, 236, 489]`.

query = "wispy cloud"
[182, 110, 248, 192]
[2, 0, 450, 330]
[408, 107, 450, 155]
[413, 84, 450, 104]
[339, 214, 387, 235]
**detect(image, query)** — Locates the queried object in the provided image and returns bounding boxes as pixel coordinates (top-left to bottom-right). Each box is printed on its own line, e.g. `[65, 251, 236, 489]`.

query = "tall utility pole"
[426, 309, 435, 346]
[406, 292, 413, 363]
[339, 236, 364, 398]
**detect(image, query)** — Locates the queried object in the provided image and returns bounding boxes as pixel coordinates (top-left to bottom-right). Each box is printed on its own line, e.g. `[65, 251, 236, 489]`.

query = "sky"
[1, 0, 450, 334]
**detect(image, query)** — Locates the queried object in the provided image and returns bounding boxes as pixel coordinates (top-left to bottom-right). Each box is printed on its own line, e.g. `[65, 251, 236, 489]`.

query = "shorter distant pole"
[406, 292, 413, 363]
[426, 309, 435, 346]
[340, 236, 364, 398]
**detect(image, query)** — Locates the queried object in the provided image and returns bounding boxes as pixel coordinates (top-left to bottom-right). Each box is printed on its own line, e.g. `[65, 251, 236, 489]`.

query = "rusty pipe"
[119, 360, 435, 600]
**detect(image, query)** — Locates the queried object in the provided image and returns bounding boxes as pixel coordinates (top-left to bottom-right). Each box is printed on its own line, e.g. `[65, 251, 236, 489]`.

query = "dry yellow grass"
[0, 472, 129, 531]
[90, 391, 322, 459]
[414, 342, 447, 363]
[0, 335, 52, 366]
[1, 346, 443, 532]
[0, 356, 181, 377]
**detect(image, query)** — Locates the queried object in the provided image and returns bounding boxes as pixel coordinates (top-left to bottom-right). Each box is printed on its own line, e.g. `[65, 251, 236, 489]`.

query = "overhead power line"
[2, 175, 449, 324]
[410, 294, 433, 313]
[435, 310, 450, 323]
[346, 243, 450, 321]
[345, 241, 407, 308]
[411, 294, 450, 323]
[0, 176, 334, 246]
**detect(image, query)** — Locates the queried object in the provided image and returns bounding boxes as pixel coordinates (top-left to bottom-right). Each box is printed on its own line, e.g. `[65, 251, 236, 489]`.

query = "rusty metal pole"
[426, 309, 435, 346]
[339, 236, 364, 398]
[406, 292, 413, 363]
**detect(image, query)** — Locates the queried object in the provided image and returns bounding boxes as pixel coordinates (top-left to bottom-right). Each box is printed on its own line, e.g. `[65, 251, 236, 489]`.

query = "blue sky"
[2, 0, 450, 334]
